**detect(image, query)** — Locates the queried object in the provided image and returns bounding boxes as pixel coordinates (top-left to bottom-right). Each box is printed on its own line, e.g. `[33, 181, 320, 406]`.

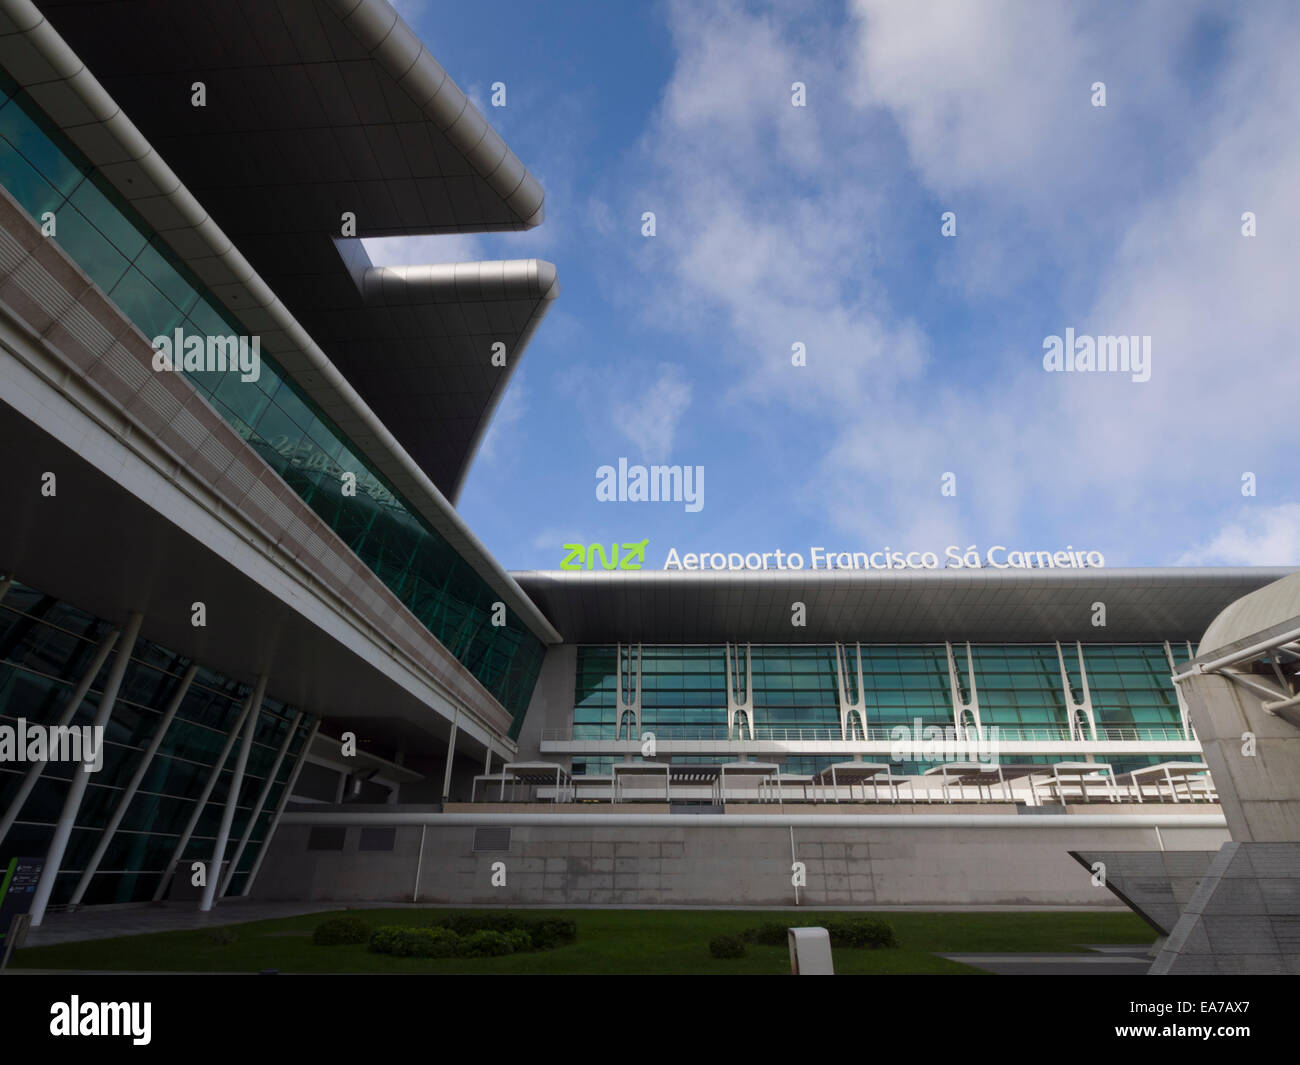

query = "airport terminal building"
[0, 0, 1291, 925]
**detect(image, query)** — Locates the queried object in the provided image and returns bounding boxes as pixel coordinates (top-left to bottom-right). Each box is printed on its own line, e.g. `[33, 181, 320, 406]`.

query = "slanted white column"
[441, 709, 460, 803]
[725, 642, 755, 740]
[69, 661, 198, 907]
[1057, 641, 1097, 740]
[218, 708, 304, 898]
[152, 688, 262, 902]
[1164, 641, 1194, 739]
[241, 716, 319, 898]
[200, 674, 268, 912]
[0, 626, 120, 848]
[29, 612, 143, 926]
[834, 643, 868, 740]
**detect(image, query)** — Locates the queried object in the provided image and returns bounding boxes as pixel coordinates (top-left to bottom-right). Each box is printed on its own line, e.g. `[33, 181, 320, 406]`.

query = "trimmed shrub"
[205, 927, 237, 946]
[430, 914, 577, 950]
[709, 934, 747, 959]
[369, 917, 575, 958]
[442, 912, 518, 936]
[459, 929, 515, 957]
[824, 918, 897, 949]
[401, 927, 461, 958]
[368, 926, 405, 954]
[742, 922, 788, 946]
[368, 926, 462, 957]
[313, 915, 372, 946]
[524, 918, 577, 949]
[738, 918, 898, 950]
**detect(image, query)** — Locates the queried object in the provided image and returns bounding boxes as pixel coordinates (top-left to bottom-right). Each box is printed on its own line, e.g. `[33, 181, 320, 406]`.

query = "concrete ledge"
[281, 810, 1228, 828]
[444, 803, 671, 815]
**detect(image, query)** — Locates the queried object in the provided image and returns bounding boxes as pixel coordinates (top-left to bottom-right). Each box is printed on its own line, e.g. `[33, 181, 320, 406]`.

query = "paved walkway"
[942, 944, 1153, 975]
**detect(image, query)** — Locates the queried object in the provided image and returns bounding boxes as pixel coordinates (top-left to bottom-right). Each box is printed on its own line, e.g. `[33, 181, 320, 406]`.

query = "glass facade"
[575, 645, 725, 739]
[0, 580, 314, 905]
[571, 643, 1196, 775]
[0, 70, 544, 731]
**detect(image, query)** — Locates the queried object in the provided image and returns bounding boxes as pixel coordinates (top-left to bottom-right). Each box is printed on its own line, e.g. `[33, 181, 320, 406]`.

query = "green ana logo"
[561, 540, 648, 571]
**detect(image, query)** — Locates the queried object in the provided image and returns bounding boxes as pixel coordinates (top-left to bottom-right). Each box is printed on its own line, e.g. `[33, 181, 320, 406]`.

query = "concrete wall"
[1182, 670, 1300, 841]
[1151, 842, 1300, 974]
[514, 644, 576, 763]
[253, 811, 1228, 907]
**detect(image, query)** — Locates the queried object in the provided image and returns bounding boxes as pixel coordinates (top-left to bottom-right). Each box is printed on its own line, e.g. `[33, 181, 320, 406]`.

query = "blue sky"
[368, 0, 1300, 571]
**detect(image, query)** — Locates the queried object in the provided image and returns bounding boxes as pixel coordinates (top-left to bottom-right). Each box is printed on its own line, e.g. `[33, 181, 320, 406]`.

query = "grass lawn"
[13, 909, 1155, 974]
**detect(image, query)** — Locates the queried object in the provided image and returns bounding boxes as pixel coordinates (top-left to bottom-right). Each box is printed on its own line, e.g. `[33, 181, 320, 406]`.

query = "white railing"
[541, 724, 1192, 743]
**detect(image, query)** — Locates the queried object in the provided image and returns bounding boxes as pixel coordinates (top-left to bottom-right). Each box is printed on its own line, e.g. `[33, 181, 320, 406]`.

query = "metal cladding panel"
[0, 0, 558, 642]
[36, 0, 551, 503]
[1197, 568, 1300, 655]
[509, 569, 1297, 646]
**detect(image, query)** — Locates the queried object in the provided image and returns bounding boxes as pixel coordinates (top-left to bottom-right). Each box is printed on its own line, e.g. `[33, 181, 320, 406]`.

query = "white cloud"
[609, 363, 693, 458]
[618, 0, 1300, 559]
[362, 234, 485, 266]
[1175, 505, 1300, 566]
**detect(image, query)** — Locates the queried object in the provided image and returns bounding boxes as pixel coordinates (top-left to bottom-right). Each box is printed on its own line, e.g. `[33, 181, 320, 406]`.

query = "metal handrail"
[541, 724, 1193, 743]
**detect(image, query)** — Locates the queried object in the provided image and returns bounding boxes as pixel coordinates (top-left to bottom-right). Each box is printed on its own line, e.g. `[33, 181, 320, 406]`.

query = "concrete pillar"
[0, 626, 120, 848]
[200, 674, 267, 911]
[69, 661, 198, 906]
[241, 717, 319, 898]
[218, 707, 302, 898]
[29, 612, 143, 926]
[441, 711, 459, 803]
[151, 688, 261, 902]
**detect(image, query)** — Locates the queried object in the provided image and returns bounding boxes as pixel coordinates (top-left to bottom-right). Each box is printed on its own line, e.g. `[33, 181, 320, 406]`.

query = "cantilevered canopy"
[511, 568, 1293, 644]
[1120, 762, 1215, 803]
[1175, 568, 1300, 729]
[35, 0, 556, 501]
[471, 762, 572, 803]
[1196, 568, 1300, 655]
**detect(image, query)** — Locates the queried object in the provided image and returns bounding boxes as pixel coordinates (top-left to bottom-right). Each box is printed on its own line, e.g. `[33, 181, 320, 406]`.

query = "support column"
[153, 680, 260, 902]
[241, 716, 319, 898]
[412, 824, 427, 903]
[200, 674, 267, 911]
[218, 707, 303, 899]
[1164, 641, 1194, 739]
[614, 642, 642, 741]
[834, 642, 868, 740]
[1057, 641, 1097, 741]
[29, 612, 143, 927]
[441, 710, 459, 803]
[946, 642, 981, 735]
[725, 642, 755, 740]
[68, 661, 198, 907]
[0, 626, 120, 848]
